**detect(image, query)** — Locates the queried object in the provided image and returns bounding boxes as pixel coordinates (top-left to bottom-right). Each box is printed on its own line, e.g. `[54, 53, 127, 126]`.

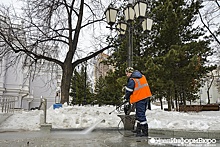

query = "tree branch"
[198, 10, 220, 45]
[73, 45, 114, 67]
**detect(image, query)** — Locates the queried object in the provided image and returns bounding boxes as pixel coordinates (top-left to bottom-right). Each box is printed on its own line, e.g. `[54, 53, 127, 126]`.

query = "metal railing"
[0, 96, 16, 113]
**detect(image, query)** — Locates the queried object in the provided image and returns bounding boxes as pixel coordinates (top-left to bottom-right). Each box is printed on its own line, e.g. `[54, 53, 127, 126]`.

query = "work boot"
[135, 123, 142, 137]
[141, 123, 148, 137]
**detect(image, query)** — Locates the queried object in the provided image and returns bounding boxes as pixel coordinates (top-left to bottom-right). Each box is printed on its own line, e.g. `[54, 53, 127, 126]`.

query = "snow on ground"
[0, 104, 220, 131]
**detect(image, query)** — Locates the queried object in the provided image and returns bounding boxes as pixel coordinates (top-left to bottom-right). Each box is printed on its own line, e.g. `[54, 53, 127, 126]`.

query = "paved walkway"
[0, 130, 152, 147]
[0, 114, 220, 146]
[0, 129, 219, 147]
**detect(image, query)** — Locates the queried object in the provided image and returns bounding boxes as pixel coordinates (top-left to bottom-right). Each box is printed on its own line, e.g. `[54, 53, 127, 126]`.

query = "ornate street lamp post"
[142, 18, 153, 31]
[105, 0, 153, 67]
[84, 61, 87, 105]
[124, 3, 135, 67]
[105, 5, 118, 29]
[134, 1, 147, 19]
[116, 22, 127, 35]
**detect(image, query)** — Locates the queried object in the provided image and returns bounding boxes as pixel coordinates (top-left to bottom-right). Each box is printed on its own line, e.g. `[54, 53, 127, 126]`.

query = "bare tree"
[0, 0, 113, 104]
[206, 72, 214, 104]
[198, 1, 220, 97]
[198, 1, 220, 64]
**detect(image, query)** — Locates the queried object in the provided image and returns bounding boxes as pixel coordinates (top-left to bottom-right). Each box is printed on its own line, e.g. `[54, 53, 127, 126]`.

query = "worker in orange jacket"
[124, 67, 152, 137]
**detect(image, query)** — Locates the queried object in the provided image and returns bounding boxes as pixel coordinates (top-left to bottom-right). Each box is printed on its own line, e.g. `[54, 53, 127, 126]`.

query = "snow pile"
[0, 104, 220, 131]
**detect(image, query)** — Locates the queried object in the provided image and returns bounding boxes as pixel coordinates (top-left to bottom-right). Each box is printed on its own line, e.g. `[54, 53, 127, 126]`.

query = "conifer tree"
[105, 0, 216, 110]
[94, 70, 123, 106]
[144, 0, 216, 110]
[70, 67, 94, 105]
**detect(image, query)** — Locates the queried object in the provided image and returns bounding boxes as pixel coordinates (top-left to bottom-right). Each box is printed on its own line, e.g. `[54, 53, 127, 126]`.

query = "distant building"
[94, 53, 114, 83]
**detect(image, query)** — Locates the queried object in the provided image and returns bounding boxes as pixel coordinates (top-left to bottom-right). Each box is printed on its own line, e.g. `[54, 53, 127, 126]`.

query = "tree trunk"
[168, 97, 172, 111]
[207, 74, 214, 104]
[60, 62, 73, 104]
[207, 90, 210, 104]
[175, 90, 178, 111]
[183, 88, 186, 105]
[160, 97, 163, 110]
[176, 95, 179, 111]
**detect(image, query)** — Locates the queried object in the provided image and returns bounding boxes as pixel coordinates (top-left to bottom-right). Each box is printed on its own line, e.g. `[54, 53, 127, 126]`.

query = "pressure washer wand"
[109, 101, 128, 115]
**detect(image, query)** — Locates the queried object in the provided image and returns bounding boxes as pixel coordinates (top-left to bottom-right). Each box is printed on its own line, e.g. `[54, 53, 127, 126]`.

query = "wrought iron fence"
[0, 96, 16, 113]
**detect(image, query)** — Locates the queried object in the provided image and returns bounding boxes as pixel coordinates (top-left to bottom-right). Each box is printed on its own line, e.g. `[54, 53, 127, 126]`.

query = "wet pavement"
[0, 130, 150, 147]
[1, 114, 219, 147]
[0, 129, 219, 147]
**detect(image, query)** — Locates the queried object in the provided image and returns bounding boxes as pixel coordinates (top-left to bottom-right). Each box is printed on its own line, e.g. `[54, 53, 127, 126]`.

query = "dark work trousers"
[135, 98, 150, 123]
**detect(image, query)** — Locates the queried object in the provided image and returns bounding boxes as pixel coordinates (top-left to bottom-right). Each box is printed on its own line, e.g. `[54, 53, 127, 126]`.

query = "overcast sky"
[1, 0, 19, 6]
[1, 0, 218, 66]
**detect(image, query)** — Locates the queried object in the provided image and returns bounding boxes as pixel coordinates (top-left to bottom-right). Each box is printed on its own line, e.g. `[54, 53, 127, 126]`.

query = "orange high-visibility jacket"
[130, 75, 152, 104]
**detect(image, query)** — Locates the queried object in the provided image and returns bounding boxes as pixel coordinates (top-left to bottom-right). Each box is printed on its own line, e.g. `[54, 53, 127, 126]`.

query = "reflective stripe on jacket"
[130, 75, 152, 104]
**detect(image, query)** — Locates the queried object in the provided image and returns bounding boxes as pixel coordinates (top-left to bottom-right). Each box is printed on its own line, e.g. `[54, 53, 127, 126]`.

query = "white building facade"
[199, 69, 220, 104]
[0, 14, 61, 110]
[0, 53, 61, 109]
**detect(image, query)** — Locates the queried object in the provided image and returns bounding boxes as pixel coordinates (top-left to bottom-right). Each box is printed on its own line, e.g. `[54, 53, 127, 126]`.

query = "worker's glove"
[123, 98, 127, 102]
[122, 94, 129, 101]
